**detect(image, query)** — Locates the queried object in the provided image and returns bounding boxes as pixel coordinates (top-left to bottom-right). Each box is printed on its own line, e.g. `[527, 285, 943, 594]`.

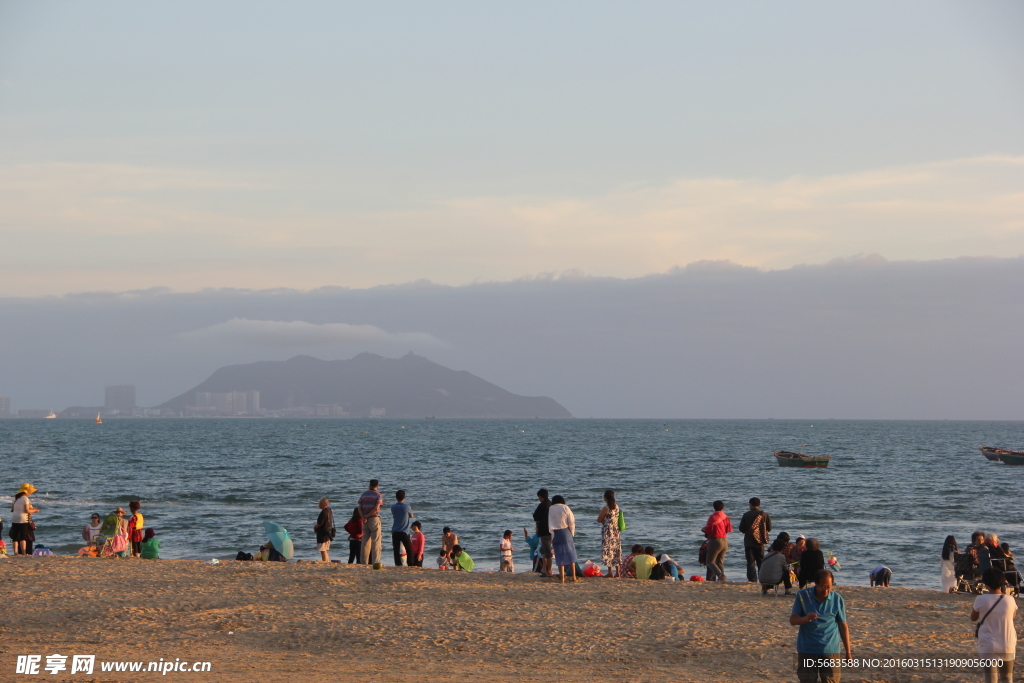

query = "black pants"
[408, 555, 423, 567]
[745, 545, 765, 582]
[348, 539, 361, 564]
[392, 532, 412, 566]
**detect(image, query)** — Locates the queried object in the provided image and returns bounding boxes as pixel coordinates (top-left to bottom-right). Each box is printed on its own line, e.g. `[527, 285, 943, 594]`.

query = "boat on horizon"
[984, 447, 1024, 466]
[44, 411, 57, 419]
[95, 413, 102, 424]
[774, 449, 831, 468]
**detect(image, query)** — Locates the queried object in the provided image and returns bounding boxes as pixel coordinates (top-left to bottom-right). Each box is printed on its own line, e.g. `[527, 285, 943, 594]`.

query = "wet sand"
[0, 556, 996, 682]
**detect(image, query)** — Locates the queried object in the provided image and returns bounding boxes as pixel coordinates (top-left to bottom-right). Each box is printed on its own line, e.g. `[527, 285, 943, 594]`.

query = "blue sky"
[1, 1, 1022, 295]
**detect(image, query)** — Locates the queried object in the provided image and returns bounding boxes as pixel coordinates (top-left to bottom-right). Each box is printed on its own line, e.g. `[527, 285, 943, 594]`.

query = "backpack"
[751, 513, 769, 546]
[698, 540, 709, 567]
[649, 563, 666, 580]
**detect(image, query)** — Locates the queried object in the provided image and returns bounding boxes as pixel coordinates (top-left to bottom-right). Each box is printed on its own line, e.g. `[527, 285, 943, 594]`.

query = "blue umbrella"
[263, 521, 294, 560]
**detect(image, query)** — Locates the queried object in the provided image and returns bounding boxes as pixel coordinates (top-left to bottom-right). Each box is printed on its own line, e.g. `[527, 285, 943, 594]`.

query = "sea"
[1, 418, 1022, 590]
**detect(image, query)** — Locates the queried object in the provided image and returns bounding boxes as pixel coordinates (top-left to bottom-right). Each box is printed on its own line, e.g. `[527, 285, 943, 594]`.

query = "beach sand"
[0, 556, 996, 682]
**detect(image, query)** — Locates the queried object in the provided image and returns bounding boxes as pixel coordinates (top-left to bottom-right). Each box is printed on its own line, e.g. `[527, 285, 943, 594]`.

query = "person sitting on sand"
[659, 554, 684, 581]
[798, 538, 826, 588]
[868, 564, 891, 587]
[786, 534, 805, 567]
[436, 549, 450, 570]
[441, 526, 459, 561]
[621, 544, 642, 579]
[409, 521, 425, 567]
[451, 544, 474, 572]
[758, 538, 792, 595]
[634, 546, 658, 580]
[140, 528, 160, 559]
[82, 513, 103, 546]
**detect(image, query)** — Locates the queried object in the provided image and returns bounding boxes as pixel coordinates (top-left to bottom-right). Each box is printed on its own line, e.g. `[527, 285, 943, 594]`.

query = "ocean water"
[1, 418, 1022, 590]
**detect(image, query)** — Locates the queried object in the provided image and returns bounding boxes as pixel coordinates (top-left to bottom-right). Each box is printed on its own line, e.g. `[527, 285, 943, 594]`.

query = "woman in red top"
[343, 507, 363, 564]
[701, 500, 733, 582]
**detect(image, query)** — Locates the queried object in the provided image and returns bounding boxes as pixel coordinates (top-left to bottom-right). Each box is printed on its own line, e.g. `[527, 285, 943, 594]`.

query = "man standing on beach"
[739, 497, 772, 583]
[390, 489, 414, 567]
[533, 489, 553, 577]
[359, 479, 385, 565]
[790, 570, 852, 683]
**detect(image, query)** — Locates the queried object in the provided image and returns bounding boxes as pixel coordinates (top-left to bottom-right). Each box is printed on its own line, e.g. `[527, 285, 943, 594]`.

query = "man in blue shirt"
[790, 569, 852, 682]
[390, 489, 415, 567]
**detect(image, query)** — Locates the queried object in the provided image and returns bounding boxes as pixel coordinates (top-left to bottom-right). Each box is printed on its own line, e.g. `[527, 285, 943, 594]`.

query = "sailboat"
[95, 413, 102, 424]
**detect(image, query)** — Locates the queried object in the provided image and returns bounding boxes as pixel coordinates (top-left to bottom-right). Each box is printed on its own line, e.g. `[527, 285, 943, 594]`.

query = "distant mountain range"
[159, 353, 572, 419]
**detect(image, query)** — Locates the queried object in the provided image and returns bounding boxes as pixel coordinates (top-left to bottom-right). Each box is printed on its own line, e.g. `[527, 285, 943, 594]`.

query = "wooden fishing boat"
[996, 449, 1024, 466]
[774, 450, 831, 468]
[979, 446, 1004, 461]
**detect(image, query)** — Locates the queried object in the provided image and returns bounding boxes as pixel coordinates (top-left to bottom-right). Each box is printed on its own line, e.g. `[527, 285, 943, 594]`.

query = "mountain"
[158, 353, 572, 418]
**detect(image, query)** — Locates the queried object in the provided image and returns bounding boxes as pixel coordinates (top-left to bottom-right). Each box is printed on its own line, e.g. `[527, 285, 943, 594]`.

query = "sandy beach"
[0, 556, 999, 682]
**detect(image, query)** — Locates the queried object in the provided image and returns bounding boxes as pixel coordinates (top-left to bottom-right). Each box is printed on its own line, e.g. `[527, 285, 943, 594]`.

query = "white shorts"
[317, 540, 331, 551]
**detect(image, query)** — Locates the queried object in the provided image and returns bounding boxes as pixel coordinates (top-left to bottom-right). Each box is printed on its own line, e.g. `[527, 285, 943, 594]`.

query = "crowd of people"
[1, 483, 160, 559]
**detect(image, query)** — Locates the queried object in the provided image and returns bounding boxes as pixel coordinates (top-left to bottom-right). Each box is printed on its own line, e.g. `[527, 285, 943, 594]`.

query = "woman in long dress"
[597, 489, 621, 577]
[548, 495, 578, 583]
[940, 535, 958, 593]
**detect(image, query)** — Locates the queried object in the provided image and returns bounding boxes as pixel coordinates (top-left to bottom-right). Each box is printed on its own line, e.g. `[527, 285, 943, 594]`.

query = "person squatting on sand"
[702, 500, 732, 582]
[358, 479, 384, 565]
[790, 569, 852, 683]
[548, 495, 578, 583]
[451, 544, 474, 571]
[739, 496, 772, 583]
[759, 538, 793, 595]
[390, 489, 414, 567]
[533, 489, 554, 577]
[313, 497, 334, 562]
[597, 489, 622, 578]
[971, 566, 1017, 683]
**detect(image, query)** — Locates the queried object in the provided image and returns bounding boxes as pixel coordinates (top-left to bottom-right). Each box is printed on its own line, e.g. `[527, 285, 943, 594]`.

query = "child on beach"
[499, 530, 514, 572]
[523, 527, 541, 572]
[344, 507, 363, 564]
[409, 521, 425, 567]
[452, 545, 474, 572]
[437, 550, 450, 570]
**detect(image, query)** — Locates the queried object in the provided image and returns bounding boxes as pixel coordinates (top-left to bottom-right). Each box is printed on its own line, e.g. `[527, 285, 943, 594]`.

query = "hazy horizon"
[1, 3, 1022, 421]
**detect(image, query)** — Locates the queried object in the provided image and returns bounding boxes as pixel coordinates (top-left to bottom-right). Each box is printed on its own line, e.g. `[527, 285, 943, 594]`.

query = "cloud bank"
[0, 256, 1021, 420]
[0, 157, 1021, 295]
[181, 318, 446, 349]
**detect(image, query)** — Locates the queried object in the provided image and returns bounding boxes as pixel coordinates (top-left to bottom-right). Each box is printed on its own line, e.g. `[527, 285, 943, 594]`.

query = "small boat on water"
[774, 450, 831, 468]
[980, 446, 1004, 461]
[980, 446, 1024, 465]
[95, 413, 102, 424]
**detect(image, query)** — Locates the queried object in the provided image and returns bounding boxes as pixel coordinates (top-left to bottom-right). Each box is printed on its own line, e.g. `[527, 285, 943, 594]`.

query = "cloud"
[0, 156, 1021, 295]
[181, 318, 447, 349]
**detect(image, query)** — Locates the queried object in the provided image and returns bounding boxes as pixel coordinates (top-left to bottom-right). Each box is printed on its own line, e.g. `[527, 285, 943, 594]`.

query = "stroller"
[952, 552, 983, 593]
[989, 557, 1022, 597]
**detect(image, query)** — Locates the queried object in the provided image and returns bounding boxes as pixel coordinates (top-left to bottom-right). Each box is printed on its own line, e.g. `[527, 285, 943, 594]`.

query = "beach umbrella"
[262, 521, 294, 559]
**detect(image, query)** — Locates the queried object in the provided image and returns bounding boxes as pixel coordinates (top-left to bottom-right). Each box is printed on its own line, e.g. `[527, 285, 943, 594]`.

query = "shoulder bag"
[975, 594, 1004, 639]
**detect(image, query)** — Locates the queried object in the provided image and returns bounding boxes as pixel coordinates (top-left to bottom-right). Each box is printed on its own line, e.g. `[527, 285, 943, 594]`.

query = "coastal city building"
[0, 395, 10, 418]
[191, 390, 260, 416]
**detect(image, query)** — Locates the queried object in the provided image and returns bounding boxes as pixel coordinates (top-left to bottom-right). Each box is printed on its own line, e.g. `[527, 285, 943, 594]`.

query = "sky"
[0, 2, 1022, 417]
